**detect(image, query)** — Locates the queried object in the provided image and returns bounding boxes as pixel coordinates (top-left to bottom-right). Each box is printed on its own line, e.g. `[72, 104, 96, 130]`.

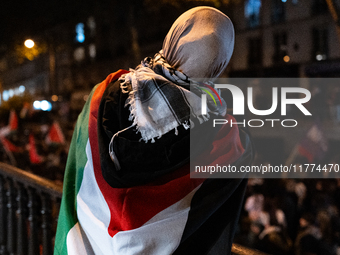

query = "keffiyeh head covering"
[116, 6, 235, 144]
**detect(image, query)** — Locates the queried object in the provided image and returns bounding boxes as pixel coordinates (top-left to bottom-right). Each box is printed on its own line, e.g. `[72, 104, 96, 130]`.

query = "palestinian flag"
[298, 123, 328, 163]
[0, 137, 22, 153]
[46, 121, 65, 145]
[54, 70, 252, 255]
[8, 109, 18, 131]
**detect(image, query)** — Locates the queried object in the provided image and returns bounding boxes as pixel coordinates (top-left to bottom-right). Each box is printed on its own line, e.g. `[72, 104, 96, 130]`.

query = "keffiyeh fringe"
[118, 52, 226, 143]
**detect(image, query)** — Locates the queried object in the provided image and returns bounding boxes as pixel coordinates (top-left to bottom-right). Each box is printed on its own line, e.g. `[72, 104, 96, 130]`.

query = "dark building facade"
[228, 0, 340, 78]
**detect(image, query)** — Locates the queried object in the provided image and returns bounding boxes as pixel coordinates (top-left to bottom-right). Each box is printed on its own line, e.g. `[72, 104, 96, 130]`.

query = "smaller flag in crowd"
[298, 123, 328, 163]
[0, 137, 22, 153]
[8, 110, 18, 131]
[28, 134, 44, 164]
[45, 121, 65, 145]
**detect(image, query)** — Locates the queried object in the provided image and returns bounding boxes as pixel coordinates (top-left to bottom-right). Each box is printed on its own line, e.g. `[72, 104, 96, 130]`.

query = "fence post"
[16, 183, 28, 255]
[41, 193, 52, 255]
[0, 176, 6, 255]
[27, 188, 39, 255]
[6, 179, 15, 255]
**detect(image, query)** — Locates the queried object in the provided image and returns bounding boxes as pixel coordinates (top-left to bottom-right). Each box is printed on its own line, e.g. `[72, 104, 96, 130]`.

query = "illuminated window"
[76, 23, 85, 43]
[89, 44, 96, 59]
[87, 16, 96, 37]
[245, 0, 262, 28]
[74, 47, 85, 62]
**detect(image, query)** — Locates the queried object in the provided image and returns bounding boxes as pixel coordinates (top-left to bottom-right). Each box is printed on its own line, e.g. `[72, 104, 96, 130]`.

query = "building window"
[245, 0, 262, 28]
[74, 47, 85, 62]
[273, 31, 288, 64]
[89, 44, 96, 59]
[248, 37, 263, 67]
[87, 16, 96, 37]
[312, 27, 328, 61]
[271, 0, 286, 24]
[312, 0, 328, 15]
[75, 23, 85, 43]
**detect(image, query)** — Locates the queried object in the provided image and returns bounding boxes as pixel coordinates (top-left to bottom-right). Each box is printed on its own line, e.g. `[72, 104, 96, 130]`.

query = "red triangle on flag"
[8, 110, 18, 131]
[46, 121, 65, 144]
[298, 144, 314, 163]
[0, 137, 22, 153]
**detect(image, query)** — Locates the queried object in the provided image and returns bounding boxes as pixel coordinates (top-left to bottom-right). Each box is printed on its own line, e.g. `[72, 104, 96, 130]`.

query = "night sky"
[0, 0, 93, 46]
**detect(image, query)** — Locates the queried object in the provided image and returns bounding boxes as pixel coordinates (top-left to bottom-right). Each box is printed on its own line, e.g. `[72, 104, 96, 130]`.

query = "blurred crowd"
[0, 102, 78, 184]
[235, 177, 340, 255]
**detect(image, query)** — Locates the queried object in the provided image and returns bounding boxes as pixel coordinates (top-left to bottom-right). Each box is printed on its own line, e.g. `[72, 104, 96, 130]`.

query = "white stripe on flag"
[76, 140, 112, 255]
[73, 140, 200, 254]
[112, 186, 200, 255]
[66, 223, 95, 255]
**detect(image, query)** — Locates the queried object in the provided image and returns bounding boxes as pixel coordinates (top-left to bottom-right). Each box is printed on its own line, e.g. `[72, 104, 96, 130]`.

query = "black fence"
[0, 162, 62, 255]
[0, 162, 267, 255]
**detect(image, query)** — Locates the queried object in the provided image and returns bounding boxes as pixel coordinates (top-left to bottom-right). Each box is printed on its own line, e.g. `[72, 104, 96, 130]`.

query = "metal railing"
[0, 162, 267, 255]
[231, 244, 269, 255]
[0, 162, 62, 255]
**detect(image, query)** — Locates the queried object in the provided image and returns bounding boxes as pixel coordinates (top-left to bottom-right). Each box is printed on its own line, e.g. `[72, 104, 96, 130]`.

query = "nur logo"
[198, 83, 224, 115]
[200, 84, 312, 116]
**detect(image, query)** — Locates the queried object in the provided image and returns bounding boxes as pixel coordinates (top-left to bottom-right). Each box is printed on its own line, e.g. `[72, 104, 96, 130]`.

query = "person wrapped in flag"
[54, 6, 253, 255]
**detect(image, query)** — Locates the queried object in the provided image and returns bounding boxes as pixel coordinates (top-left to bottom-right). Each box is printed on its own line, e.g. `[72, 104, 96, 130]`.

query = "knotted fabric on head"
[115, 6, 234, 147]
[162, 6, 235, 79]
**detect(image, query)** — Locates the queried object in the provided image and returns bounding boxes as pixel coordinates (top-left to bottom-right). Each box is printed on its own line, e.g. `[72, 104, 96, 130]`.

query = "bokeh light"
[24, 39, 35, 49]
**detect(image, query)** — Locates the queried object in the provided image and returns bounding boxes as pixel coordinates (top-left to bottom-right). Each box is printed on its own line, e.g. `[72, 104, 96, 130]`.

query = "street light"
[22, 38, 56, 96]
[24, 39, 35, 49]
[21, 39, 41, 61]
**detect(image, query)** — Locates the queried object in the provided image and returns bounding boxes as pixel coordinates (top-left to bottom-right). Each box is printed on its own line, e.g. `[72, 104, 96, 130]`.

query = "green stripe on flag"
[54, 85, 98, 255]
